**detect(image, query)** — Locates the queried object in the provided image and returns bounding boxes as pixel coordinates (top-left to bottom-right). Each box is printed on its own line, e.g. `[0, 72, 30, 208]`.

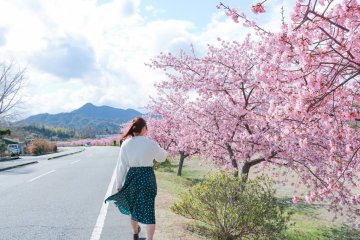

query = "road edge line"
[27, 170, 56, 182]
[90, 167, 117, 240]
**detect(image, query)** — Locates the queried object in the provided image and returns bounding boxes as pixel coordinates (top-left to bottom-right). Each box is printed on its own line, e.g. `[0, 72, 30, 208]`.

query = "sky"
[0, 0, 291, 119]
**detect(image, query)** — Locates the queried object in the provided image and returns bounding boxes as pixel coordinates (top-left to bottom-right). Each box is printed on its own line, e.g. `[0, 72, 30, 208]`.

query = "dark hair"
[121, 117, 147, 141]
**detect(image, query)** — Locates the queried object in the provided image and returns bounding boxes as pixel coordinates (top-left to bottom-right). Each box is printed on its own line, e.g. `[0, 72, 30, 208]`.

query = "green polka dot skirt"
[105, 167, 157, 224]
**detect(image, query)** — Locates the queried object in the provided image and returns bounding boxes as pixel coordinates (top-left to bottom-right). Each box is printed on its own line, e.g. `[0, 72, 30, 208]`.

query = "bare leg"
[146, 224, 156, 240]
[130, 219, 139, 234]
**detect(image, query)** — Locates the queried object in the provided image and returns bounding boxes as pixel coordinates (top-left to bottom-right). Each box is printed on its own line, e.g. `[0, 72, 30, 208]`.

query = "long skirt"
[105, 167, 157, 224]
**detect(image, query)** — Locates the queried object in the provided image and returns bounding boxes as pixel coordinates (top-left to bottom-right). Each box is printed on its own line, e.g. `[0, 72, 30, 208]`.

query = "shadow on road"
[0, 168, 34, 175]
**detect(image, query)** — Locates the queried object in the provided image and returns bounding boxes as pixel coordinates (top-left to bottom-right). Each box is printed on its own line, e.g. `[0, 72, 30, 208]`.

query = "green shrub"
[0, 140, 7, 156]
[171, 172, 291, 240]
[154, 158, 175, 172]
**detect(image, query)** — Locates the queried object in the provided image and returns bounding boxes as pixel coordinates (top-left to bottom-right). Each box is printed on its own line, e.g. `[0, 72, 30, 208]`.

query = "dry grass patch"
[155, 189, 204, 240]
[154, 157, 211, 240]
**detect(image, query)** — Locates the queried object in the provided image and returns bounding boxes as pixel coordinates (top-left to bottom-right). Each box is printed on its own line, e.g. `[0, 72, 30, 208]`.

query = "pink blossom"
[232, 14, 239, 23]
[225, 8, 239, 23]
[305, 195, 316, 204]
[252, 4, 266, 14]
[292, 197, 302, 203]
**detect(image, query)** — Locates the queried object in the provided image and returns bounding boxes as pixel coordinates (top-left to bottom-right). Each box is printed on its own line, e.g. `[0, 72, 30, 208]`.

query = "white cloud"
[196, 12, 254, 47]
[144, 4, 165, 16]
[145, 5, 154, 11]
[0, 27, 7, 46]
[32, 36, 96, 79]
[0, 0, 285, 119]
[261, 0, 294, 32]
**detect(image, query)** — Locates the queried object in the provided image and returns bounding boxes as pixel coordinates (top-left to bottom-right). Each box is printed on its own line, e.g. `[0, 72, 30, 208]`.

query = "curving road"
[0, 146, 145, 240]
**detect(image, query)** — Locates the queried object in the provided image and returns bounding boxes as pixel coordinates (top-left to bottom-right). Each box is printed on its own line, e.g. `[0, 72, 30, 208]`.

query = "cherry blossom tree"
[147, 0, 359, 222]
[217, 0, 360, 219]
[149, 38, 283, 180]
[147, 93, 199, 176]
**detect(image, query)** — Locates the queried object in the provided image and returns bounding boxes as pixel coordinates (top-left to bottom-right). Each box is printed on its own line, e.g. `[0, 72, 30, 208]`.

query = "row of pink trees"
[147, 0, 359, 222]
[56, 135, 120, 147]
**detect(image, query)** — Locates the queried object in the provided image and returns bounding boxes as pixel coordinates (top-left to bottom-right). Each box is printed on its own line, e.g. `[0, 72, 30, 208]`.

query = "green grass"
[279, 197, 322, 215]
[155, 157, 209, 195]
[278, 197, 360, 239]
[285, 222, 360, 240]
[155, 157, 360, 240]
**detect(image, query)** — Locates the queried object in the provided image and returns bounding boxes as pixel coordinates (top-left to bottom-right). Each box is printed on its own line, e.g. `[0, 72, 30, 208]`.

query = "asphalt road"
[0, 146, 146, 240]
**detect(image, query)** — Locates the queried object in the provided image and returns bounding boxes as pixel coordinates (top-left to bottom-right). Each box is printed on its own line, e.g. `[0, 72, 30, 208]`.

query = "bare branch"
[0, 62, 26, 119]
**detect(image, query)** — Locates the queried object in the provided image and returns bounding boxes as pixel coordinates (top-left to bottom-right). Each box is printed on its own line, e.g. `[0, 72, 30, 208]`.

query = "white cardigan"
[115, 136, 168, 190]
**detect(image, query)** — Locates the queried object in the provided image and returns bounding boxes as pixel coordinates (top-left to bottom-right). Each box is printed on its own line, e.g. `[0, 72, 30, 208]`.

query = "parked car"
[7, 144, 20, 156]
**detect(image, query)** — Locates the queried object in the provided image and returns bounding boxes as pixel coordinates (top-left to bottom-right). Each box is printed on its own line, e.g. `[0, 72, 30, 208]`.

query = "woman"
[105, 117, 167, 240]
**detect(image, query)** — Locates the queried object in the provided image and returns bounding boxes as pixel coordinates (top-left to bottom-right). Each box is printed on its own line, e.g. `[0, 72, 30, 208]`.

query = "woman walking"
[105, 117, 167, 240]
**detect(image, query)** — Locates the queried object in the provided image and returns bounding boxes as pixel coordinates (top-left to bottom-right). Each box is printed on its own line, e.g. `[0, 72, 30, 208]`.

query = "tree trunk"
[226, 143, 238, 177]
[177, 151, 188, 176]
[241, 161, 251, 182]
[241, 157, 268, 182]
[231, 158, 239, 177]
[240, 151, 278, 182]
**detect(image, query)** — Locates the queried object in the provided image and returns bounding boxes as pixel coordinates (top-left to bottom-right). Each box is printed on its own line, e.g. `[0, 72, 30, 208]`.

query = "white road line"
[90, 167, 117, 240]
[70, 160, 81, 164]
[27, 170, 56, 182]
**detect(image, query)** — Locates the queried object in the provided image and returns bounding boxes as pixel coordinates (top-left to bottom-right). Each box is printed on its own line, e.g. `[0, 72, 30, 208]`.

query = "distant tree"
[0, 62, 25, 119]
[0, 141, 6, 156]
[23, 125, 76, 140]
[0, 128, 11, 137]
[0, 128, 10, 156]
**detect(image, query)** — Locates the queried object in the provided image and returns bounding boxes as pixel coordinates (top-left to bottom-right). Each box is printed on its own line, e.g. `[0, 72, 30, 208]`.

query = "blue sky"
[96, 0, 252, 27]
[0, 0, 290, 118]
[139, 0, 248, 30]
[138, 0, 290, 30]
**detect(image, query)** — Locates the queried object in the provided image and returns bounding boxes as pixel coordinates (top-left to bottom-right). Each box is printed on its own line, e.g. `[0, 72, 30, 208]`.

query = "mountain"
[15, 103, 143, 137]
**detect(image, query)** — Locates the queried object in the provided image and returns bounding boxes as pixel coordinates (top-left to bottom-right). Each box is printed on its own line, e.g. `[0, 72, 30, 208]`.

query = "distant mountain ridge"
[16, 103, 143, 137]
